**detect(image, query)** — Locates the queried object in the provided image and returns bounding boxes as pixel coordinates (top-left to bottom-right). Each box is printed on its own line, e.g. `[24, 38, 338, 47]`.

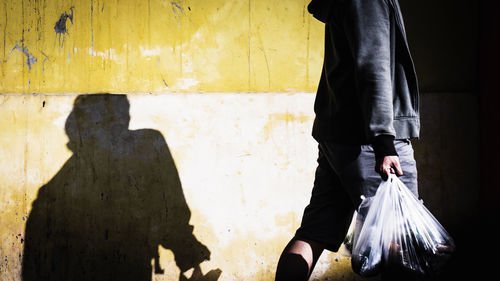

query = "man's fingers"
[393, 160, 403, 176]
[381, 169, 389, 180]
[384, 168, 390, 176]
[377, 156, 404, 180]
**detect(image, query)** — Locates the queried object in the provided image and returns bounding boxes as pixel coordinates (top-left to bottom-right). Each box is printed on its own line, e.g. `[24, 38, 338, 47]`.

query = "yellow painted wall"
[0, 1, 376, 281]
[1, 0, 323, 93]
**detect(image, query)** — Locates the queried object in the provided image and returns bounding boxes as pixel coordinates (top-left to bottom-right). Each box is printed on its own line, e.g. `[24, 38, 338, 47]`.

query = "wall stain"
[54, 7, 74, 48]
[3, 1, 7, 61]
[40, 51, 49, 71]
[171, 1, 185, 28]
[90, 1, 94, 55]
[257, 35, 271, 89]
[248, 0, 252, 90]
[9, 42, 37, 70]
[263, 112, 311, 141]
[54, 7, 74, 35]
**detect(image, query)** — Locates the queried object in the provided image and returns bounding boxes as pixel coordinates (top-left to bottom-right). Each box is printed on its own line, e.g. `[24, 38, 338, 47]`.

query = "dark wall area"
[398, 1, 484, 280]
[478, 1, 500, 278]
[401, 0, 479, 93]
[479, 0, 500, 219]
[398, 0, 481, 228]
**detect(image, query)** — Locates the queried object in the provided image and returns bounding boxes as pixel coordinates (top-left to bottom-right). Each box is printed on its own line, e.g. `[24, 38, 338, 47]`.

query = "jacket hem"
[394, 118, 420, 139]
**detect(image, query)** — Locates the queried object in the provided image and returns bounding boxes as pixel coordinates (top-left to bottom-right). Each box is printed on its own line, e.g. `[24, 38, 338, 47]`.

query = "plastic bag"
[351, 174, 455, 277]
[340, 195, 373, 257]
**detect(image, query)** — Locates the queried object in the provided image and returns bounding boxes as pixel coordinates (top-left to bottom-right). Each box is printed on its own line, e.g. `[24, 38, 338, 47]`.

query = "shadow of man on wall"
[22, 94, 221, 281]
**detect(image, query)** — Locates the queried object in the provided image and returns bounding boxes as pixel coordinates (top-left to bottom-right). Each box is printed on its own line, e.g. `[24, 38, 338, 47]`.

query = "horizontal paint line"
[0, 91, 477, 96]
[0, 92, 318, 96]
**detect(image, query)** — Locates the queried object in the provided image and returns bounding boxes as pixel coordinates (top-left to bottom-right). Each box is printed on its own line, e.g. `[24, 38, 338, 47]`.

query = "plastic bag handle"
[388, 173, 396, 182]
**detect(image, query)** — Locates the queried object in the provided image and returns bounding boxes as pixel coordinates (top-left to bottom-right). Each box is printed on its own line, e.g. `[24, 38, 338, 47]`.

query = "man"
[275, 0, 420, 280]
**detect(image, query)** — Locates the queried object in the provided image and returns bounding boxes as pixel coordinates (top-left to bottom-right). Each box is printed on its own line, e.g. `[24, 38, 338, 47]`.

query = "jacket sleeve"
[342, 0, 396, 140]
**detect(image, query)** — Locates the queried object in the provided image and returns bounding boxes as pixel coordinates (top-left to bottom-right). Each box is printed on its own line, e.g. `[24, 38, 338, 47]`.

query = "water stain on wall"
[262, 112, 311, 141]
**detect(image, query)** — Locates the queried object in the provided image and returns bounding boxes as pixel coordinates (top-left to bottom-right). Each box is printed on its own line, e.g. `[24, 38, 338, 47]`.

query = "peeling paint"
[140, 46, 161, 57]
[177, 78, 199, 90]
[54, 7, 74, 48]
[9, 42, 37, 70]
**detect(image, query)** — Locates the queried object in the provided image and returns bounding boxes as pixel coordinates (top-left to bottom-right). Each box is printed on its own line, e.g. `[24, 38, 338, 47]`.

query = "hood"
[308, 0, 342, 23]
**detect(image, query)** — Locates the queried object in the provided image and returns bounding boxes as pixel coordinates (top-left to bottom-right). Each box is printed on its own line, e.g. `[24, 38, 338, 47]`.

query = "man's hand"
[376, 155, 403, 180]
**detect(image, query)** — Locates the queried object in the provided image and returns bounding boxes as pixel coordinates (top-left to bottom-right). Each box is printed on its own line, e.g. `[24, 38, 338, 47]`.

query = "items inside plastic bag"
[348, 175, 455, 277]
[340, 196, 372, 258]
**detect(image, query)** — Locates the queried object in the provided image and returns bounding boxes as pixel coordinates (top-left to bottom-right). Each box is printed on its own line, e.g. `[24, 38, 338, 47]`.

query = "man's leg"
[275, 144, 355, 281]
[275, 237, 324, 281]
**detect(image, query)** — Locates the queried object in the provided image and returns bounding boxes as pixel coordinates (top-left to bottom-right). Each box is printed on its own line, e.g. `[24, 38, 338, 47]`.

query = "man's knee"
[275, 252, 310, 281]
[275, 238, 325, 281]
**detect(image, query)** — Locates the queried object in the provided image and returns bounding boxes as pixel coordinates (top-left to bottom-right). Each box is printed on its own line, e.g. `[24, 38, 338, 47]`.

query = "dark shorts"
[295, 140, 418, 252]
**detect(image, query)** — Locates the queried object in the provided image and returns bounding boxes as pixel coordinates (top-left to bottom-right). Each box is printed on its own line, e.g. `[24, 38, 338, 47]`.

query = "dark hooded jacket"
[308, 0, 420, 157]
